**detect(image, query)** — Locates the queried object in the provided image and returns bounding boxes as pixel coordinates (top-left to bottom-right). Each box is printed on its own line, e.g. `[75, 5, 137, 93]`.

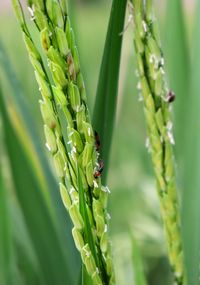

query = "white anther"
[145, 137, 151, 152]
[137, 81, 141, 90]
[142, 20, 148, 33]
[72, 146, 77, 153]
[107, 213, 111, 220]
[167, 121, 173, 131]
[45, 143, 51, 151]
[160, 57, 165, 66]
[168, 131, 175, 145]
[138, 93, 143, 102]
[70, 187, 75, 194]
[93, 180, 98, 188]
[27, 6, 34, 17]
[104, 224, 108, 233]
[160, 67, 165, 75]
[83, 247, 91, 257]
[149, 54, 155, 64]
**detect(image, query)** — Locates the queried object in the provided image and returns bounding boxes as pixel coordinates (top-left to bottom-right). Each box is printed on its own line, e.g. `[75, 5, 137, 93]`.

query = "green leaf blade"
[182, 2, 200, 284]
[92, 0, 127, 181]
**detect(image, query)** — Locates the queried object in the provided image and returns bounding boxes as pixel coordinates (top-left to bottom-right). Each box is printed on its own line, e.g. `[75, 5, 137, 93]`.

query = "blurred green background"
[0, 0, 199, 285]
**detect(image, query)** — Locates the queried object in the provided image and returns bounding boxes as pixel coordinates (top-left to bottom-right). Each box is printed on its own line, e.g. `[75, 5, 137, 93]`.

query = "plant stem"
[132, 0, 185, 284]
[12, 0, 114, 284]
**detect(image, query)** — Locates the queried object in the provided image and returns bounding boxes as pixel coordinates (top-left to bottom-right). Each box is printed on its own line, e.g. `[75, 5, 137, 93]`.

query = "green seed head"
[44, 124, 57, 154]
[34, 7, 48, 30]
[81, 244, 96, 275]
[72, 227, 84, 251]
[68, 128, 84, 153]
[29, 55, 45, 78]
[47, 46, 66, 71]
[60, 182, 72, 210]
[69, 204, 84, 230]
[40, 28, 51, 52]
[68, 82, 81, 112]
[86, 161, 94, 187]
[52, 0, 64, 28]
[55, 27, 69, 57]
[49, 61, 68, 88]
[83, 122, 94, 144]
[53, 86, 68, 107]
[35, 71, 52, 99]
[96, 215, 105, 238]
[82, 143, 94, 168]
[76, 105, 87, 133]
[92, 270, 103, 285]
[23, 34, 40, 60]
[100, 231, 108, 253]
[53, 151, 65, 178]
[39, 99, 58, 129]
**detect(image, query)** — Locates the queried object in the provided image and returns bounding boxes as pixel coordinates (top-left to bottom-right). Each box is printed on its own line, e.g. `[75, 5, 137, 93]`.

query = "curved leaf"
[0, 84, 75, 285]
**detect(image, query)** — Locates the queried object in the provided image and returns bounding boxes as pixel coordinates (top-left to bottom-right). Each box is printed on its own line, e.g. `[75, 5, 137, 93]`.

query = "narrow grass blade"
[0, 42, 80, 282]
[163, 0, 189, 157]
[92, 0, 127, 181]
[182, 2, 200, 284]
[0, 146, 15, 285]
[0, 89, 75, 285]
[131, 237, 147, 285]
[9, 198, 43, 285]
[82, 265, 93, 285]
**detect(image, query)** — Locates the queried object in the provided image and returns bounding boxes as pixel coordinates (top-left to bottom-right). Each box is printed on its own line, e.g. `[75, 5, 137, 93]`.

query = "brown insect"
[166, 91, 175, 103]
[94, 160, 104, 178]
[94, 130, 101, 151]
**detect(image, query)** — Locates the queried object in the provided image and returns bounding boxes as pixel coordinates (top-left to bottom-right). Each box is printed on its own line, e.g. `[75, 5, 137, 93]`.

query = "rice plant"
[0, 0, 200, 285]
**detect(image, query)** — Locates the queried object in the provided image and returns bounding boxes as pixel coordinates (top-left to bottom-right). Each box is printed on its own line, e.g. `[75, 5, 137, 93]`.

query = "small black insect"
[166, 91, 176, 103]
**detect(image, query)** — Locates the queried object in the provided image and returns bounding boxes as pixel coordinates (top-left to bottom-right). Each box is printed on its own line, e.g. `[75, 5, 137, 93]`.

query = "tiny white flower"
[107, 213, 111, 220]
[142, 20, 148, 33]
[105, 186, 111, 194]
[70, 187, 75, 194]
[93, 180, 98, 188]
[72, 146, 77, 153]
[145, 137, 151, 152]
[104, 224, 108, 233]
[167, 121, 173, 131]
[138, 92, 143, 102]
[27, 6, 34, 17]
[160, 57, 165, 66]
[64, 163, 67, 171]
[83, 247, 90, 257]
[137, 81, 141, 90]
[168, 131, 175, 145]
[45, 143, 51, 151]
[160, 67, 165, 75]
